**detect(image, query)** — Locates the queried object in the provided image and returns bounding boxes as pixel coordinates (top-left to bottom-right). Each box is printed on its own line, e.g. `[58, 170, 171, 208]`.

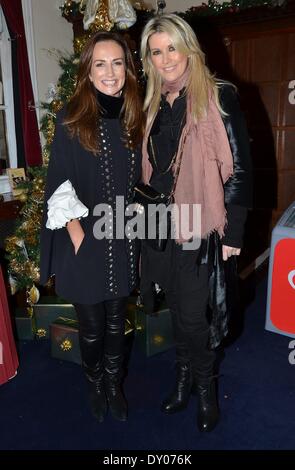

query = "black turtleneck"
[96, 89, 124, 119]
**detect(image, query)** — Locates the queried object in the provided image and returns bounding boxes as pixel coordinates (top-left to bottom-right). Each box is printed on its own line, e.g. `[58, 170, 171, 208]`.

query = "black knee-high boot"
[104, 298, 128, 422]
[75, 303, 107, 423]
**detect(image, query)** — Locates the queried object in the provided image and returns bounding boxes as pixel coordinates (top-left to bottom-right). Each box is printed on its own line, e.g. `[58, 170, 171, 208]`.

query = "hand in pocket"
[74, 232, 85, 255]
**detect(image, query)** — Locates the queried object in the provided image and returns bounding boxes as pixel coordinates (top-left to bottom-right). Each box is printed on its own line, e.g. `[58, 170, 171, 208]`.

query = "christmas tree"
[5, 50, 79, 296]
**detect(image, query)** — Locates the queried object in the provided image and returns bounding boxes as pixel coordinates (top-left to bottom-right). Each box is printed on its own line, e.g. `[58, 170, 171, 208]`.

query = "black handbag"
[133, 182, 171, 252]
[133, 182, 169, 207]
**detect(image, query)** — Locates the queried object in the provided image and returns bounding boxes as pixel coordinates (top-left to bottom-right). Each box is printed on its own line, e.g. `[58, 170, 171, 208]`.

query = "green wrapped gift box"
[50, 315, 135, 365]
[135, 304, 174, 357]
[50, 317, 81, 365]
[126, 293, 140, 328]
[34, 296, 77, 339]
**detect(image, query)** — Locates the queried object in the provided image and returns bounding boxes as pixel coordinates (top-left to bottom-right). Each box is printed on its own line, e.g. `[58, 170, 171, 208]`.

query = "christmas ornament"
[90, 0, 114, 31]
[46, 83, 58, 104]
[27, 284, 40, 305]
[81, 0, 113, 31]
[80, 0, 98, 29]
[80, 0, 136, 31]
[18, 192, 28, 203]
[15, 239, 29, 259]
[108, 0, 136, 29]
[8, 274, 18, 295]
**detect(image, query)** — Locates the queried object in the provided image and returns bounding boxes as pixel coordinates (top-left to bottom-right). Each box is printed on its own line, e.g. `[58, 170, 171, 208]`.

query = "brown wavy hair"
[64, 31, 144, 154]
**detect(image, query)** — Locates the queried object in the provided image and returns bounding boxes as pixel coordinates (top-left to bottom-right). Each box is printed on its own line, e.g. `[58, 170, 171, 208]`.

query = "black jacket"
[220, 84, 253, 247]
[221, 84, 253, 208]
[40, 96, 141, 305]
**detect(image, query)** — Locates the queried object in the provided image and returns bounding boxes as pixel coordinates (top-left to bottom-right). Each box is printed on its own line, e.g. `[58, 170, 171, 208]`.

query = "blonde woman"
[140, 14, 252, 432]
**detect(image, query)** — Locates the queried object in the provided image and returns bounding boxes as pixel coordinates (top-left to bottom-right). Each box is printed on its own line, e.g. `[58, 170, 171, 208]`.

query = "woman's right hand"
[66, 219, 85, 255]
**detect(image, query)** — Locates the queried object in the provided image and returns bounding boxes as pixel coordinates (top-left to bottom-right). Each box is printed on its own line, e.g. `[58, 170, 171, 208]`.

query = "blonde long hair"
[140, 13, 225, 129]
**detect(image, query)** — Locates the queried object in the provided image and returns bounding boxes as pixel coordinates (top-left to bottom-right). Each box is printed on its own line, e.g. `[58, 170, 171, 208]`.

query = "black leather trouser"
[74, 297, 127, 383]
[165, 246, 216, 379]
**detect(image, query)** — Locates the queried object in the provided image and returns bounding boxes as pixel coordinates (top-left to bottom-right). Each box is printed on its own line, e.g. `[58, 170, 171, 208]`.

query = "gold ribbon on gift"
[125, 318, 134, 336]
[60, 339, 73, 352]
[152, 334, 164, 345]
[36, 328, 46, 338]
[54, 316, 78, 327]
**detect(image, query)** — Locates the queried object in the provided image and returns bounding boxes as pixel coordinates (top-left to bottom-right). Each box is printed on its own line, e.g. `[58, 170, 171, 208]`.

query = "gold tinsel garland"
[46, 117, 56, 146]
[74, 35, 92, 54]
[5, 166, 45, 293]
[51, 99, 64, 114]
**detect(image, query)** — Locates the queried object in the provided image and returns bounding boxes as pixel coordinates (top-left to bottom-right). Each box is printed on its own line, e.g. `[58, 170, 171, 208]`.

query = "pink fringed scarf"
[142, 70, 233, 242]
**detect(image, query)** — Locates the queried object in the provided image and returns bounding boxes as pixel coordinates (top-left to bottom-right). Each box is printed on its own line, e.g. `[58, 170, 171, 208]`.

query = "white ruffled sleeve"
[46, 180, 89, 230]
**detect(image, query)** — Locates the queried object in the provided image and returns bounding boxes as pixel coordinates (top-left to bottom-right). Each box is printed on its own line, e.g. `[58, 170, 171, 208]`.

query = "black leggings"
[165, 244, 216, 378]
[74, 298, 127, 380]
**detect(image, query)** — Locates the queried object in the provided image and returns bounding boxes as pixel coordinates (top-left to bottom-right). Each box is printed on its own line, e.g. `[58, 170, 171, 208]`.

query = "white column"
[21, 0, 40, 124]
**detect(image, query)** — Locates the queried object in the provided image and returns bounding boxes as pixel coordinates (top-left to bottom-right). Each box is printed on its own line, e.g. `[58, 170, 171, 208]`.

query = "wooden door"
[197, 12, 295, 264]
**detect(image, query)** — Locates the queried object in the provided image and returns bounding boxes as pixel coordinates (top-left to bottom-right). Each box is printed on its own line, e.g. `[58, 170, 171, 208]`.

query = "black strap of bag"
[133, 126, 188, 251]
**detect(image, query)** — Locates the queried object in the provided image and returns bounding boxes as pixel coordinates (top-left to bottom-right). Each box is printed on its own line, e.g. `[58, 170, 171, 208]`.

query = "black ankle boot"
[196, 377, 219, 432]
[161, 363, 192, 414]
[87, 376, 107, 423]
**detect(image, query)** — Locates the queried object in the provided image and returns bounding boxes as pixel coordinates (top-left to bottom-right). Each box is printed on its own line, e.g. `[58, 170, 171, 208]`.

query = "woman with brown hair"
[40, 31, 144, 423]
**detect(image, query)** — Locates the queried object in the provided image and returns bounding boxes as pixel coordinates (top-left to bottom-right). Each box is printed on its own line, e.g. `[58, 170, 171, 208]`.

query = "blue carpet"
[1, 276, 295, 450]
